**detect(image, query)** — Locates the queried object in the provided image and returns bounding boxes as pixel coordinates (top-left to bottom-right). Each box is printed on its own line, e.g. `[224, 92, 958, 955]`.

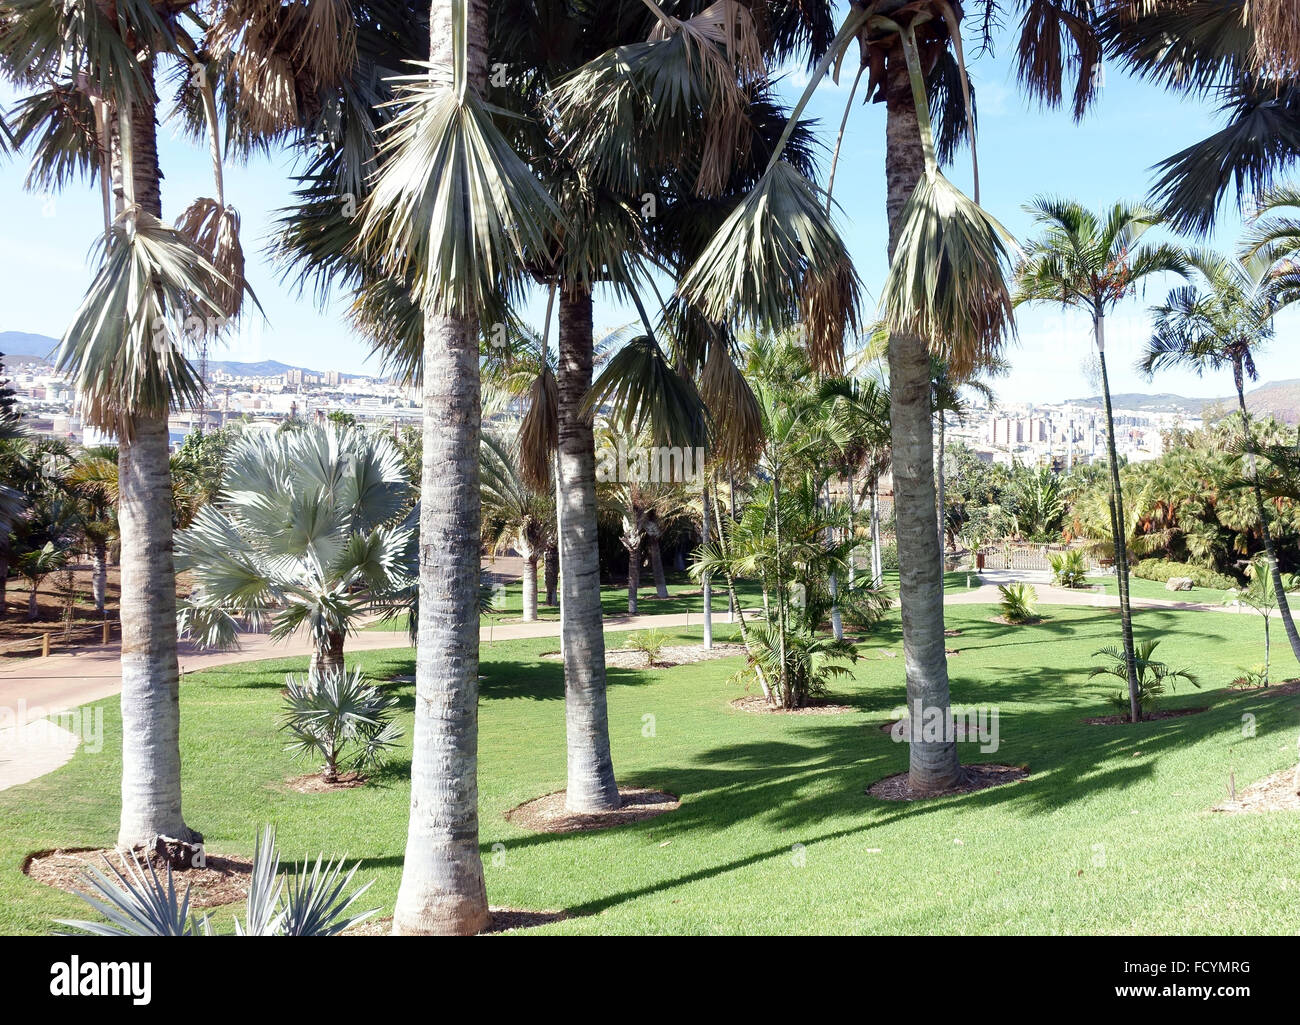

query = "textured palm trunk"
[392, 0, 490, 936]
[870, 477, 883, 587]
[647, 529, 670, 598]
[114, 74, 199, 849]
[1234, 367, 1300, 663]
[626, 538, 642, 614]
[309, 629, 345, 682]
[92, 540, 108, 614]
[1095, 321, 1141, 722]
[936, 413, 947, 570]
[884, 55, 960, 791]
[772, 471, 791, 707]
[0, 559, 8, 618]
[701, 479, 713, 649]
[557, 289, 620, 811]
[27, 584, 39, 622]
[543, 544, 559, 606]
[826, 478, 843, 640]
[521, 552, 539, 622]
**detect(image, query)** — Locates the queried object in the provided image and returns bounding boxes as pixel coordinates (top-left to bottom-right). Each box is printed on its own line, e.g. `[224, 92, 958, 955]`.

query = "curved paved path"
[0, 573, 1253, 792]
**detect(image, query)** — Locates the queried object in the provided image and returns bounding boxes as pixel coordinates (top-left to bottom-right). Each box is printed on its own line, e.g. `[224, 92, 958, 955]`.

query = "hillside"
[1067, 379, 1300, 423]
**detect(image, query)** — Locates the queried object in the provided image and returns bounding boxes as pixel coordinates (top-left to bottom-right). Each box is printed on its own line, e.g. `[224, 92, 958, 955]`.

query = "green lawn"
[3, 600, 1297, 935]
[366, 570, 979, 632]
[1084, 575, 1231, 605]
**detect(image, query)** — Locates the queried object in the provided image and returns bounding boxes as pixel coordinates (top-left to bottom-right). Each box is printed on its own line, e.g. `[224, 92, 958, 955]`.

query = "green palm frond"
[583, 334, 709, 452]
[57, 209, 229, 436]
[881, 170, 1017, 377]
[358, 64, 559, 319]
[678, 160, 861, 373]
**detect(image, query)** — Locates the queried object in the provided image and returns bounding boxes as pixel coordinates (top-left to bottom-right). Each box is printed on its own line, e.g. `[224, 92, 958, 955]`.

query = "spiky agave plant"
[57, 826, 377, 937]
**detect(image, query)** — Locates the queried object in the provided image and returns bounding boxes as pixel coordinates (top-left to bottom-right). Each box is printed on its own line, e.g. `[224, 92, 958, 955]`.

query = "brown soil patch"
[1083, 707, 1208, 725]
[505, 787, 680, 834]
[1213, 766, 1300, 814]
[944, 629, 963, 637]
[543, 642, 746, 670]
[283, 771, 369, 793]
[24, 846, 253, 908]
[990, 615, 1045, 626]
[730, 695, 854, 715]
[1226, 679, 1300, 696]
[867, 763, 1029, 801]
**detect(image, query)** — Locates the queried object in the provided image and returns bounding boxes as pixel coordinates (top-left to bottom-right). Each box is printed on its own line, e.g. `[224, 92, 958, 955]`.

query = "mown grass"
[2, 600, 1296, 935]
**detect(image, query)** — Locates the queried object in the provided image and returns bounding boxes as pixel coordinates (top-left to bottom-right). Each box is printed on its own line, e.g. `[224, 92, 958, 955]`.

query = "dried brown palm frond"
[677, 160, 861, 371]
[233, 46, 300, 136]
[698, 340, 763, 472]
[1250, 0, 1300, 74]
[175, 197, 248, 321]
[880, 169, 1017, 378]
[518, 363, 559, 493]
[800, 255, 859, 375]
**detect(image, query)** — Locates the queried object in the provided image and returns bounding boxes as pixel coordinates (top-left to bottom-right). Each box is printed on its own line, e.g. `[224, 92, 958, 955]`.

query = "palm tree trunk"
[543, 543, 558, 606]
[626, 538, 642, 614]
[0, 558, 7, 617]
[557, 288, 619, 811]
[114, 76, 199, 849]
[1235, 368, 1300, 663]
[936, 413, 947, 572]
[521, 551, 539, 622]
[870, 476, 883, 587]
[309, 629, 345, 682]
[772, 469, 790, 707]
[27, 583, 39, 622]
[1095, 320, 1141, 723]
[392, 0, 490, 936]
[92, 539, 108, 614]
[647, 529, 670, 598]
[826, 478, 843, 641]
[701, 478, 713, 649]
[884, 55, 959, 791]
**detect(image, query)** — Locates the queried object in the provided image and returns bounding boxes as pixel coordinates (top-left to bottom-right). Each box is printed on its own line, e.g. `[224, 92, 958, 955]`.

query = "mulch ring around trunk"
[1213, 766, 1300, 814]
[543, 643, 746, 670]
[867, 763, 1030, 802]
[730, 695, 855, 715]
[345, 908, 572, 935]
[1082, 707, 1208, 725]
[505, 787, 680, 834]
[282, 771, 369, 794]
[24, 846, 253, 908]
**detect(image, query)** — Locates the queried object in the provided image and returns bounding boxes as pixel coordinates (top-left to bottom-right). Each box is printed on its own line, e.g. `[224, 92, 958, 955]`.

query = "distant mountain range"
[1067, 379, 1300, 423]
[0, 331, 365, 382]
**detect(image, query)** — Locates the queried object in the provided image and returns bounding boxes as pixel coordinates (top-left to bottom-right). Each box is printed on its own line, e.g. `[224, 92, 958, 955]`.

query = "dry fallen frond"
[176, 197, 247, 321]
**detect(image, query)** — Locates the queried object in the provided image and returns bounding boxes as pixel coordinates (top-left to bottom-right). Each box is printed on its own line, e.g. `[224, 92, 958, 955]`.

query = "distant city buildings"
[950, 400, 1200, 468]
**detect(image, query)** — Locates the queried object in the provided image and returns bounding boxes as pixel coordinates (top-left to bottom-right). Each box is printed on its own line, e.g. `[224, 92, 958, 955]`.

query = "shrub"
[997, 582, 1038, 623]
[1131, 559, 1237, 590]
[626, 628, 667, 666]
[1091, 639, 1200, 718]
[279, 667, 402, 783]
[1048, 549, 1089, 588]
[737, 621, 858, 708]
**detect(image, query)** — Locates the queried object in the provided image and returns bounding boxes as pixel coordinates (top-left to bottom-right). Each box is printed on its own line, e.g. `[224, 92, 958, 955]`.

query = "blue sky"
[1, 19, 1292, 404]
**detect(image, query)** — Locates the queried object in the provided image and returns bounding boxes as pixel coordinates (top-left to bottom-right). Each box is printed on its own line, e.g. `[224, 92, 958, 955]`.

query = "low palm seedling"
[1091, 639, 1200, 718]
[997, 582, 1039, 624]
[280, 667, 402, 784]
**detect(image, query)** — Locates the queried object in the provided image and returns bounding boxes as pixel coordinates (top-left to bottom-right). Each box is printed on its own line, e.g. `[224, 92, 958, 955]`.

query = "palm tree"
[1014, 198, 1188, 723]
[0, 0, 286, 847]
[1101, 1, 1300, 234]
[1139, 249, 1300, 663]
[67, 446, 121, 615]
[175, 423, 412, 675]
[358, 0, 557, 935]
[480, 430, 553, 623]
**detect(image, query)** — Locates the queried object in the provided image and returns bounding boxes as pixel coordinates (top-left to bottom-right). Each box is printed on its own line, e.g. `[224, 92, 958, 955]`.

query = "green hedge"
[1131, 559, 1237, 590]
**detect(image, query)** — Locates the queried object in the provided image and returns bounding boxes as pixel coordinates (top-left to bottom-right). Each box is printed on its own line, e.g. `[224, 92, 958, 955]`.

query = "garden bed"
[345, 908, 571, 935]
[867, 764, 1029, 801]
[1213, 766, 1300, 814]
[729, 695, 854, 715]
[24, 846, 252, 909]
[1082, 707, 1208, 725]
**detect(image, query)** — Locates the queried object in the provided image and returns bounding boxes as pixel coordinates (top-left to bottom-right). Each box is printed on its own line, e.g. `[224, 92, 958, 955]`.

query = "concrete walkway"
[0, 575, 1251, 792]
